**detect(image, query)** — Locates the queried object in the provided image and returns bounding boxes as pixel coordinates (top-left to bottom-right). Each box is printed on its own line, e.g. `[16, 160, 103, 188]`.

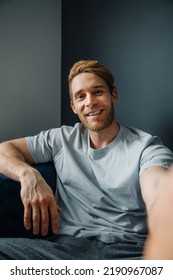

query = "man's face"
[70, 72, 117, 132]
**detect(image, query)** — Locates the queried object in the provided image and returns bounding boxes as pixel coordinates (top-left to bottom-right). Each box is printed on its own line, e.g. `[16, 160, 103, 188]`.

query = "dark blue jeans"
[0, 235, 144, 260]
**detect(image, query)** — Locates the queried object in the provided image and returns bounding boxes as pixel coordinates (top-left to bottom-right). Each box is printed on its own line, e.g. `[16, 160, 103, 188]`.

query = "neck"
[89, 121, 120, 149]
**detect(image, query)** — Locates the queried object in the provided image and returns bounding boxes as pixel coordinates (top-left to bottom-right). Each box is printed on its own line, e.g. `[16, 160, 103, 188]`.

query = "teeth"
[88, 110, 101, 116]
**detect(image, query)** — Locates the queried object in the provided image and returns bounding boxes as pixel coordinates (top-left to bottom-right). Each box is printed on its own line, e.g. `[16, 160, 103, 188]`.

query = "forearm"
[0, 140, 59, 236]
[0, 141, 33, 181]
[143, 172, 173, 259]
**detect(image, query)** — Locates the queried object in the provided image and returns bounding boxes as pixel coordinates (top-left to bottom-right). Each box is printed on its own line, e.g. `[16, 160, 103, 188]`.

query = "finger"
[49, 201, 59, 234]
[23, 204, 32, 230]
[57, 205, 62, 213]
[40, 204, 49, 236]
[32, 205, 40, 235]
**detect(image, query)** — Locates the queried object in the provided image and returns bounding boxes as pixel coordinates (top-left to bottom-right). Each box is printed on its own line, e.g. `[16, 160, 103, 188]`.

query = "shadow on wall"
[160, 122, 173, 153]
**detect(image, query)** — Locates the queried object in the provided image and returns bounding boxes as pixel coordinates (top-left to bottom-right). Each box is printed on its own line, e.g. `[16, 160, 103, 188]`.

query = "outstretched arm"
[140, 166, 173, 259]
[0, 139, 60, 236]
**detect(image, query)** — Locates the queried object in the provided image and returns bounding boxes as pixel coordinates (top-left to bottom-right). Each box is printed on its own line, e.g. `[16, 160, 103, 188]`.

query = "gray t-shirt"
[25, 123, 173, 243]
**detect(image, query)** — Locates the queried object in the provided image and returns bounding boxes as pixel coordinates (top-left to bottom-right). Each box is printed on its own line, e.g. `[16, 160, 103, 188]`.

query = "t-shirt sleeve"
[25, 128, 61, 163]
[139, 136, 173, 176]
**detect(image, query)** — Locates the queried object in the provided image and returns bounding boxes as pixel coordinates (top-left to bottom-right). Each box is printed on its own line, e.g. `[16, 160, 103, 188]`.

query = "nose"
[85, 93, 97, 107]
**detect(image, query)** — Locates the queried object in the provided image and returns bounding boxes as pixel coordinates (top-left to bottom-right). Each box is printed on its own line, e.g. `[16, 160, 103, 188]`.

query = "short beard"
[83, 104, 115, 132]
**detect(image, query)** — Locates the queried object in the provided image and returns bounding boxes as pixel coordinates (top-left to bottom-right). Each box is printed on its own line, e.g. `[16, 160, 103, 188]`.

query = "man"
[0, 60, 173, 259]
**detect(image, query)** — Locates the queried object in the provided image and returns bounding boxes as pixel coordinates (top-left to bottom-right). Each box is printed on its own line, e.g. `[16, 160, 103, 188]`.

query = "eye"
[95, 89, 103, 95]
[76, 94, 85, 101]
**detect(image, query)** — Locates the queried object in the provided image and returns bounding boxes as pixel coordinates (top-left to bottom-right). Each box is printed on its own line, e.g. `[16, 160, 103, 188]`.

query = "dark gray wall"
[62, 0, 173, 151]
[0, 0, 61, 141]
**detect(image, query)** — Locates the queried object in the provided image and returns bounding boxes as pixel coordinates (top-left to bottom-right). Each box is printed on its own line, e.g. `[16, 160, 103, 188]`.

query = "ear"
[70, 100, 78, 114]
[111, 88, 118, 104]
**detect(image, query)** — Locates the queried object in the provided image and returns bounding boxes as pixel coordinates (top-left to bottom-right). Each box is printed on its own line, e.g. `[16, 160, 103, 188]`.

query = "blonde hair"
[68, 60, 116, 98]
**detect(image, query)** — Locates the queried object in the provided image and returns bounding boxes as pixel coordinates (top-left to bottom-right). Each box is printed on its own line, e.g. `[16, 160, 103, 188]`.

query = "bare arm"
[0, 139, 34, 179]
[0, 139, 60, 236]
[140, 166, 173, 259]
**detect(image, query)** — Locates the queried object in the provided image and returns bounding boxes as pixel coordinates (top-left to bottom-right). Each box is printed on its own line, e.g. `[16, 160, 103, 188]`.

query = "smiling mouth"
[87, 110, 103, 117]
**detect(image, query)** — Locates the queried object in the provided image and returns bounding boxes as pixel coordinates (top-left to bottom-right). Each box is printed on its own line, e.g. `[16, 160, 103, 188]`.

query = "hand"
[20, 168, 61, 236]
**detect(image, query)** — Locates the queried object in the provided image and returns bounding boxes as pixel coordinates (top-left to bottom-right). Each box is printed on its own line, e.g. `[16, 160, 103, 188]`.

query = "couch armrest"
[0, 162, 56, 238]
